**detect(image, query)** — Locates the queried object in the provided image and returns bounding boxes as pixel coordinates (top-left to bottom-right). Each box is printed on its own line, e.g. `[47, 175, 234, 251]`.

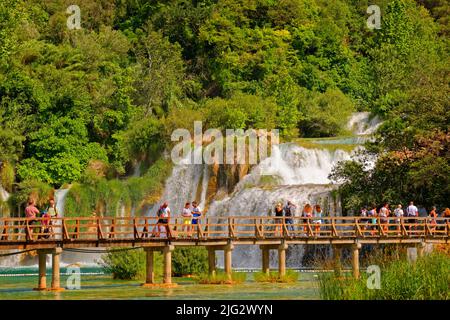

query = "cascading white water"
[0, 185, 9, 204]
[148, 148, 209, 217]
[207, 144, 347, 268]
[205, 112, 381, 268]
[55, 189, 69, 218]
[236, 143, 352, 188]
[347, 112, 382, 135]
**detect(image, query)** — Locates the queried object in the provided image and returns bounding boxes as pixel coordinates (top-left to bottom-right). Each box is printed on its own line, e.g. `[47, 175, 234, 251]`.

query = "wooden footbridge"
[1, 216, 448, 291]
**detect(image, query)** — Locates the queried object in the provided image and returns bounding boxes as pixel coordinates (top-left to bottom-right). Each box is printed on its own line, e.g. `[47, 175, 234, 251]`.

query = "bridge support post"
[163, 245, 174, 284]
[224, 243, 233, 282]
[351, 243, 361, 279]
[50, 248, 63, 291]
[35, 249, 47, 291]
[208, 248, 216, 277]
[278, 242, 288, 277]
[417, 242, 426, 258]
[262, 247, 270, 274]
[145, 248, 155, 284]
[333, 245, 342, 277]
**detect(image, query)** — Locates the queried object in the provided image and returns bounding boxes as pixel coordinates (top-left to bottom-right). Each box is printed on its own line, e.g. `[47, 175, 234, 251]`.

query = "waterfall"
[237, 144, 352, 187]
[55, 189, 69, 218]
[0, 183, 10, 220]
[148, 148, 209, 217]
[0, 185, 9, 204]
[207, 145, 347, 268]
[347, 112, 382, 135]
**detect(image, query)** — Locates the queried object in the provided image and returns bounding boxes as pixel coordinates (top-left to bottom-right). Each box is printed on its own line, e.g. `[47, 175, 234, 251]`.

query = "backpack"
[157, 207, 165, 217]
[284, 206, 292, 217]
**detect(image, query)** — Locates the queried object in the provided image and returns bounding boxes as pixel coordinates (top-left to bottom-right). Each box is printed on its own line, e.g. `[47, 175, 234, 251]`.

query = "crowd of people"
[359, 201, 450, 234]
[22, 197, 449, 239]
[151, 200, 203, 238]
[273, 201, 323, 234]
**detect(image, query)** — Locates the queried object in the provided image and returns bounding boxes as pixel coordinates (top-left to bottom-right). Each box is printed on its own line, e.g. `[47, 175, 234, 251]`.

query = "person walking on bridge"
[191, 201, 202, 235]
[313, 205, 322, 236]
[274, 203, 284, 236]
[45, 198, 59, 238]
[394, 204, 404, 235]
[368, 205, 378, 236]
[406, 201, 418, 232]
[152, 202, 171, 238]
[302, 204, 313, 235]
[25, 199, 40, 239]
[284, 201, 296, 233]
[429, 206, 438, 233]
[181, 202, 193, 238]
[379, 203, 390, 232]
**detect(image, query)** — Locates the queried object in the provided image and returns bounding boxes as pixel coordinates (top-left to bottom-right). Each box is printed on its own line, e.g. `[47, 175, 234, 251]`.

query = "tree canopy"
[0, 0, 448, 210]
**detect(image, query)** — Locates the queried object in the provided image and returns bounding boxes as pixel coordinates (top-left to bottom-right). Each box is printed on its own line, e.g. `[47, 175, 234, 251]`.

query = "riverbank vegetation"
[196, 272, 247, 285]
[0, 0, 448, 215]
[317, 252, 450, 300]
[253, 270, 299, 283]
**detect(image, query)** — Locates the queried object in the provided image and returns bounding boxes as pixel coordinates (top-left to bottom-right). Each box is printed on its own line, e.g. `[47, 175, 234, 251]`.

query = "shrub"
[172, 247, 208, 276]
[100, 248, 162, 280]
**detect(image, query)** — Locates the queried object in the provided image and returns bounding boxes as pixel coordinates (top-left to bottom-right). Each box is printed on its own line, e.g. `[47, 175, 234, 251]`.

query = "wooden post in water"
[333, 245, 342, 277]
[208, 248, 216, 277]
[163, 245, 174, 284]
[278, 242, 288, 277]
[145, 248, 155, 284]
[224, 243, 234, 281]
[35, 249, 47, 290]
[261, 247, 270, 275]
[51, 247, 63, 290]
[351, 243, 361, 279]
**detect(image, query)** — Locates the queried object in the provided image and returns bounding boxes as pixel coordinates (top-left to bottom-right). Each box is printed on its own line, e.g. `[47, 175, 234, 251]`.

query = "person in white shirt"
[152, 202, 171, 237]
[379, 203, 390, 232]
[406, 201, 418, 231]
[394, 204, 404, 234]
[181, 202, 192, 238]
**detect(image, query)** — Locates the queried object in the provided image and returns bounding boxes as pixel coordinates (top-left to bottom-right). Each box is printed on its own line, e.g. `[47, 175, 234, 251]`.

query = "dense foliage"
[101, 246, 208, 279]
[101, 248, 163, 280]
[172, 247, 209, 276]
[0, 0, 448, 211]
[318, 252, 450, 300]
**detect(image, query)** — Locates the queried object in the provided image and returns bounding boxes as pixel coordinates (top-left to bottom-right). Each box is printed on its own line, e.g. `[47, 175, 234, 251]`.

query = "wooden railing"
[0, 216, 449, 244]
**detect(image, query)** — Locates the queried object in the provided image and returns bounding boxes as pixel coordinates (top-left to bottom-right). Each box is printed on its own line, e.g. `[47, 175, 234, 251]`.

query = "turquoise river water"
[0, 267, 321, 300]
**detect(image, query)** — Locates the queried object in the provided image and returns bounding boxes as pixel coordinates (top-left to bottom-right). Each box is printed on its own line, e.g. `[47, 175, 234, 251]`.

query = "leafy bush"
[101, 248, 163, 280]
[172, 247, 208, 276]
[0, 161, 15, 192]
[65, 159, 172, 217]
[10, 180, 54, 210]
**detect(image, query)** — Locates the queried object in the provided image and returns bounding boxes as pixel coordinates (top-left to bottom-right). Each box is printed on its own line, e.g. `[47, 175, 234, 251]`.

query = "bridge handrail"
[0, 216, 448, 243]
